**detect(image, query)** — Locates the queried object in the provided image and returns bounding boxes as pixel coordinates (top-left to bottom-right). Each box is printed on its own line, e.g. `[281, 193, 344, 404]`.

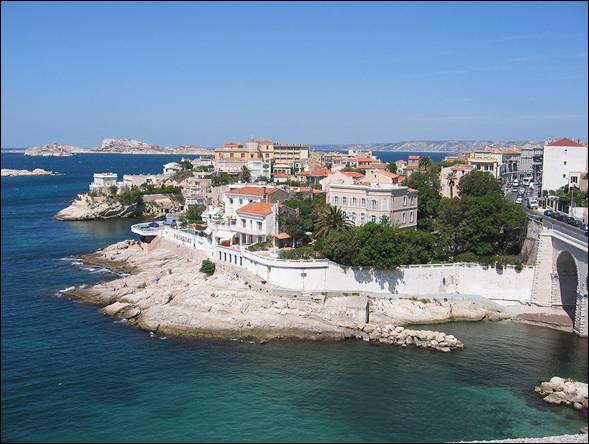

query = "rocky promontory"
[98, 138, 210, 155]
[1, 168, 58, 176]
[55, 195, 141, 220]
[59, 238, 514, 345]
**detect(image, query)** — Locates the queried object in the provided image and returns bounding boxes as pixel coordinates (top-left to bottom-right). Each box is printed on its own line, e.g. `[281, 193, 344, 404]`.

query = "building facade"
[327, 183, 418, 228]
[542, 138, 588, 192]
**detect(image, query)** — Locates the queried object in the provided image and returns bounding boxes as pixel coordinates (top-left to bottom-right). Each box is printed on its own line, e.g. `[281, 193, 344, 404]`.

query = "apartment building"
[327, 183, 418, 228]
[542, 138, 588, 192]
[440, 164, 475, 198]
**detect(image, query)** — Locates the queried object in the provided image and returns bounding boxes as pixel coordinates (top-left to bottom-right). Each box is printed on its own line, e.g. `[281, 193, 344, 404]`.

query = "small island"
[1, 168, 58, 176]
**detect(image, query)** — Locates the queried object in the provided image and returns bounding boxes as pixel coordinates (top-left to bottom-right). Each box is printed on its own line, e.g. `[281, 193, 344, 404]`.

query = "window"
[229, 198, 234, 204]
[410, 212, 414, 223]
[239, 198, 243, 205]
[241, 219, 246, 228]
[334, 196, 339, 205]
[563, 174, 566, 178]
[360, 213, 366, 223]
[371, 215, 377, 223]
[257, 221, 262, 231]
[571, 176, 578, 183]
[249, 220, 253, 229]
[342, 197, 347, 205]
[403, 196, 407, 206]
[352, 197, 357, 206]
[402, 212, 406, 224]
[361, 198, 366, 207]
[371, 199, 377, 210]
[564, 161, 567, 165]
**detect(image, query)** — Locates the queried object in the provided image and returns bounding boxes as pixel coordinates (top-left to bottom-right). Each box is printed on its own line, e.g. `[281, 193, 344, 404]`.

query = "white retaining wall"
[160, 228, 534, 305]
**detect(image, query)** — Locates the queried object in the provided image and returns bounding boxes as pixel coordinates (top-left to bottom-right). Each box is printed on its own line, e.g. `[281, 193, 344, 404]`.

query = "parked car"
[512, 179, 519, 187]
[515, 197, 523, 204]
[527, 198, 539, 209]
[554, 213, 566, 221]
[570, 219, 585, 228]
[543, 209, 554, 217]
[519, 187, 525, 194]
[563, 216, 575, 225]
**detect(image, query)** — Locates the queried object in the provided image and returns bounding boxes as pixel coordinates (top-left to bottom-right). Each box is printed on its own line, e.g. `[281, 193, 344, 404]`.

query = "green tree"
[315, 205, 353, 238]
[239, 165, 251, 183]
[180, 204, 205, 224]
[405, 167, 441, 230]
[180, 159, 194, 170]
[386, 162, 398, 173]
[447, 171, 457, 199]
[458, 170, 502, 197]
[419, 156, 433, 171]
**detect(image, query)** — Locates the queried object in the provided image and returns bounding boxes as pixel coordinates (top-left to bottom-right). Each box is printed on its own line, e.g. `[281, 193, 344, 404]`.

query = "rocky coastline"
[1, 168, 58, 176]
[60, 238, 520, 345]
[535, 377, 588, 413]
[55, 195, 141, 220]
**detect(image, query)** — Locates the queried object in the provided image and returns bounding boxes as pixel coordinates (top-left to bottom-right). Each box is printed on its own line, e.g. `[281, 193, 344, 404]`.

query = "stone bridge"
[531, 228, 588, 337]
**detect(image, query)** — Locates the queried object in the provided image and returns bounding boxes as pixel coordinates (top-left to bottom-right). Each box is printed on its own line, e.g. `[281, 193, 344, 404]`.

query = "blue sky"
[1, 1, 587, 147]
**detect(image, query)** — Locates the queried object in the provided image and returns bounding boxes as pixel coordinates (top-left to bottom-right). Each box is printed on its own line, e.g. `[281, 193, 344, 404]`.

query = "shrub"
[514, 262, 523, 273]
[455, 252, 478, 263]
[279, 246, 317, 260]
[200, 259, 215, 276]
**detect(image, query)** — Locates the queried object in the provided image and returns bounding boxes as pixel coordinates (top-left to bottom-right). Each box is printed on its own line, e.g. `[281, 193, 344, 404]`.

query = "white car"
[515, 197, 523, 204]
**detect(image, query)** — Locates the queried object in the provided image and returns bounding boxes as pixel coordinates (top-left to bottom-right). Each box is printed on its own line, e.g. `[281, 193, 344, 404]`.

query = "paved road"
[502, 187, 587, 243]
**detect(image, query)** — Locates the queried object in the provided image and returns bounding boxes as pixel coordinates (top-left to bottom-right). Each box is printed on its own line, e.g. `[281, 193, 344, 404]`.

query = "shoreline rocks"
[535, 377, 588, 413]
[360, 324, 464, 351]
[1, 168, 58, 176]
[61, 238, 472, 349]
[55, 195, 141, 220]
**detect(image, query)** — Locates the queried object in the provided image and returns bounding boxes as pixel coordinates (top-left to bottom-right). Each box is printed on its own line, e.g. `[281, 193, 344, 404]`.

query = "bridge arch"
[555, 251, 579, 323]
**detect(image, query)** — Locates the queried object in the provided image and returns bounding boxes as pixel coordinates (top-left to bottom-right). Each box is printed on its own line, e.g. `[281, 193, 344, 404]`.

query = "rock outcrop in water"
[535, 377, 588, 412]
[1, 168, 57, 176]
[24, 143, 89, 156]
[360, 325, 464, 351]
[55, 195, 141, 220]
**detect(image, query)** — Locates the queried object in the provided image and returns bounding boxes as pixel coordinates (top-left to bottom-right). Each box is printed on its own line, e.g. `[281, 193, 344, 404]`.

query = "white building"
[122, 174, 163, 188]
[235, 202, 278, 245]
[89, 173, 118, 194]
[163, 162, 182, 176]
[542, 138, 588, 192]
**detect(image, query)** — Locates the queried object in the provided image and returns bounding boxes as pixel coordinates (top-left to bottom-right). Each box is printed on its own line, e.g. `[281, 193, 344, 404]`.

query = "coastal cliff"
[62, 238, 508, 343]
[1, 168, 57, 176]
[55, 195, 141, 220]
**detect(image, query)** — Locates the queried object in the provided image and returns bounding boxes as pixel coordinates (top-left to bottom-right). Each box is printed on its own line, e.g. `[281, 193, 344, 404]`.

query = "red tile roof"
[274, 232, 291, 239]
[224, 141, 242, 147]
[546, 138, 586, 147]
[376, 170, 400, 178]
[255, 139, 274, 144]
[358, 163, 388, 170]
[450, 165, 474, 171]
[408, 155, 421, 160]
[397, 175, 406, 184]
[236, 202, 273, 216]
[273, 173, 289, 178]
[340, 171, 365, 178]
[407, 188, 418, 192]
[227, 186, 279, 196]
[308, 168, 331, 176]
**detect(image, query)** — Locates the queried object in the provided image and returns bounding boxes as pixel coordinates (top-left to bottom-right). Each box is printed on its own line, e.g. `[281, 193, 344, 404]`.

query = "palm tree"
[419, 156, 433, 171]
[447, 171, 457, 198]
[315, 205, 353, 238]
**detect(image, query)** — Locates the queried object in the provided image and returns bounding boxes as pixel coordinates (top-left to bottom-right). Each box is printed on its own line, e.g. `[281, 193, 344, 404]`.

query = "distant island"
[22, 138, 213, 156]
[1, 168, 58, 176]
[4, 138, 544, 157]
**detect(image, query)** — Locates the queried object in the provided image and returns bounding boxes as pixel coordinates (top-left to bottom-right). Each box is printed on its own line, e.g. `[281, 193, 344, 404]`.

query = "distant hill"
[311, 140, 542, 153]
[24, 143, 91, 157]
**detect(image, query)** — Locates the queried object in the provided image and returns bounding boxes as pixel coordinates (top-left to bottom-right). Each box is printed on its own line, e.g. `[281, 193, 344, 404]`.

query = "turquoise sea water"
[1, 152, 587, 443]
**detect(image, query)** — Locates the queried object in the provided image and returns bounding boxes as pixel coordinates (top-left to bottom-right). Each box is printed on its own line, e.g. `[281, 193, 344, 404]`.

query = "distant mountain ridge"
[311, 140, 543, 153]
